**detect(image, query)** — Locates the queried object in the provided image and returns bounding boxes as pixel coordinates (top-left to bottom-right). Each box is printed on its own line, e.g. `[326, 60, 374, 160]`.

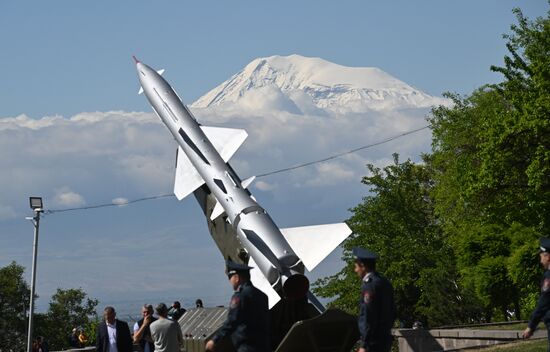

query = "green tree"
[314, 155, 460, 326]
[429, 7, 549, 320]
[0, 262, 31, 351]
[36, 288, 99, 350]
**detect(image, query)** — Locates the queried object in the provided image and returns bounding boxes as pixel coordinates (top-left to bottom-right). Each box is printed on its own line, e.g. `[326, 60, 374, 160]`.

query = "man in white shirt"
[96, 306, 133, 352]
[150, 303, 183, 352]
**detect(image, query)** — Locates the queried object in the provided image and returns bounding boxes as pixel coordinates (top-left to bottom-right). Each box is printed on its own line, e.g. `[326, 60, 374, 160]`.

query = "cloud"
[0, 101, 442, 307]
[52, 188, 86, 207]
[304, 161, 357, 187]
[255, 180, 277, 191]
[112, 197, 129, 206]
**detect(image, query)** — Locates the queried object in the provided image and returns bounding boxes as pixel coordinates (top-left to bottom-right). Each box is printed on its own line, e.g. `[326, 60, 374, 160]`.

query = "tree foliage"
[315, 6, 549, 327]
[428, 7, 549, 320]
[314, 155, 456, 326]
[0, 261, 99, 351]
[0, 262, 31, 352]
[36, 288, 99, 350]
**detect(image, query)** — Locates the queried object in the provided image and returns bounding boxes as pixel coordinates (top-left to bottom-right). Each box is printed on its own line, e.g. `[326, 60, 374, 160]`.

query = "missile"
[134, 57, 352, 310]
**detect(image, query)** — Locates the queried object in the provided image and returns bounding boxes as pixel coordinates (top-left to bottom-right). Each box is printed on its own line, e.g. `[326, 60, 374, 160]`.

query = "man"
[35, 336, 49, 352]
[69, 328, 79, 348]
[522, 237, 550, 349]
[96, 306, 133, 352]
[205, 261, 269, 352]
[168, 301, 186, 321]
[133, 304, 157, 352]
[149, 303, 183, 352]
[195, 299, 204, 308]
[353, 247, 396, 352]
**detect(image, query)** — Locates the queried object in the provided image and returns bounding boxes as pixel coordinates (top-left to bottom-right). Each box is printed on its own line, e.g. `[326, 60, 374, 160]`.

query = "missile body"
[135, 60, 305, 295]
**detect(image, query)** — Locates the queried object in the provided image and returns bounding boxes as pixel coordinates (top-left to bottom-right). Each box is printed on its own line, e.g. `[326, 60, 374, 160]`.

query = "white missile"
[134, 57, 352, 310]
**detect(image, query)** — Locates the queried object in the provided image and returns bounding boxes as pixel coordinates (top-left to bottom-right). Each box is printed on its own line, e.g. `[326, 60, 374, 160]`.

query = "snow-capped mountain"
[191, 54, 447, 113]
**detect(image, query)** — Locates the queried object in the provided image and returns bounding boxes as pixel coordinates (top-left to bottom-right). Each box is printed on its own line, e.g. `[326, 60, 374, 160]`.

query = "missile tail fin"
[138, 86, 144, 95]
[210, 201, 225, 220]
[280, 223, 352, 271]
[200, 126, 247, 162]
[241, 176, 256, 189]
[249, 256, 281, 309]
[174, 146, 205, 200]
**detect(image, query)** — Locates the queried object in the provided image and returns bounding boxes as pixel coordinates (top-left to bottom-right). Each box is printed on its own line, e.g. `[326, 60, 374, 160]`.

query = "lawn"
[467, 339, 547, 351]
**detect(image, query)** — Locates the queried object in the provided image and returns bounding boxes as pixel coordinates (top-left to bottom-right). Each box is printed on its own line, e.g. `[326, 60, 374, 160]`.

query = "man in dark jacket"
[523, 237, 550, 351]
[96, 306, 133, 352]
[353, 247, 396, 352]
[205, 260, 269, 352]
[133, 304, 157, 352]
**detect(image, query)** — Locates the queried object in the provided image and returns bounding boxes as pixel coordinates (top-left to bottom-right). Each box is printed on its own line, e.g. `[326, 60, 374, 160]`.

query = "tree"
[0, 262, 31, 351]
[314, 155, 461, 326]
[36, 288, 99, 350]
[428, 7, 549, 320]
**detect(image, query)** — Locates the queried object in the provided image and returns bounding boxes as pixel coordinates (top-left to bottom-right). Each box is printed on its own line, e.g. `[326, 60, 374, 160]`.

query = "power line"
[45, 194, 174, 215]
[45, 125, 429, 214]
[255, 125, 429, 178]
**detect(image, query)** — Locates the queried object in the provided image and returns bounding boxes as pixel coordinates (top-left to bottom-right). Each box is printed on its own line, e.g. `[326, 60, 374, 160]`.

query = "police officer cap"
[540, 237, 550, 253]
[353, 247, 378, 261]
[226, 260, 253, 277]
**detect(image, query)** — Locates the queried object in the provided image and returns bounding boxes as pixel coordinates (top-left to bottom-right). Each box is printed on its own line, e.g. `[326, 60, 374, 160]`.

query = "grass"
[466, 339, 547, 351]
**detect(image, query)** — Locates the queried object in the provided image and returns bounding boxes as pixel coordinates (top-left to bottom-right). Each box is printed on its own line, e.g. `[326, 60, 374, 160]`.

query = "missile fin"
[241, 176, 256, 189]
[210, 201, 225, 221]
[280, 223, 352, 271]
[200, 126, 247, 162]
[174, 146, 205, 200]
[248, 256, 281, 309]
[138, 86, 144, 95]
[157, 69, 165, 76]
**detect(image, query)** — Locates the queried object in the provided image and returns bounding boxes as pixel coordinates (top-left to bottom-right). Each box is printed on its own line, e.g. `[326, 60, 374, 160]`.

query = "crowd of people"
[61, 239, 550, 352]
[89, 254, 395, 352]
[31, 336, 49, 352]
[91, 299, 202, 352]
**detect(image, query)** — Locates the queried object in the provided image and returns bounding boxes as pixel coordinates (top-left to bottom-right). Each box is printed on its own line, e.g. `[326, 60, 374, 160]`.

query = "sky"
[0, 1, 547, 317]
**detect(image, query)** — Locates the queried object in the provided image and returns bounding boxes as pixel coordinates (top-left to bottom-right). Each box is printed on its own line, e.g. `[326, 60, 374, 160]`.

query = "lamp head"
[29, 197, 43, 211]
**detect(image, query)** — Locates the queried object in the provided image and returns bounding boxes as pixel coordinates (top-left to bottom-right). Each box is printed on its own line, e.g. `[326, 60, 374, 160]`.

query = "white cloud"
[0, 96, 443, 310]
[255, 180, 277, 191]
[112, 197, 129, 206]
[304, 162, 357, 187]
[52, 187, 86, 207]
[0, 100, 436, 220]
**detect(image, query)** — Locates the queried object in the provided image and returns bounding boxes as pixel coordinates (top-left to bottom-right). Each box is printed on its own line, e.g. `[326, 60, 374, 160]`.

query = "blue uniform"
[528, 270, 550, 350]
[358, 272, 395, 352]
[213, 281, 270, 352]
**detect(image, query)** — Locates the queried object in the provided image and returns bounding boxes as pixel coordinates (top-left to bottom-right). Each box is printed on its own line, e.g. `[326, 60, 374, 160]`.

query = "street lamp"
[26, 196, 43, 352]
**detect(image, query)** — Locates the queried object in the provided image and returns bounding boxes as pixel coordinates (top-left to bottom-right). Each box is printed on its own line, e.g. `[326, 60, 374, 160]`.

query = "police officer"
[205, 260, 270, 352]
[522, 237, 550, 349]
[353, 247, 396, 352]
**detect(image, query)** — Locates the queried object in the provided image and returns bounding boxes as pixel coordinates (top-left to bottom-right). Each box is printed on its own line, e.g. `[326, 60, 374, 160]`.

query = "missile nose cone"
[132, 55, 140, 64]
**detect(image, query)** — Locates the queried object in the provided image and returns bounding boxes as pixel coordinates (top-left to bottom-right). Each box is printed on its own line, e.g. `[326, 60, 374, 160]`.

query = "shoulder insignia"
[230, 295, 240, 309]
[542, 278, 550, 292]
[363, 290, 374, 304]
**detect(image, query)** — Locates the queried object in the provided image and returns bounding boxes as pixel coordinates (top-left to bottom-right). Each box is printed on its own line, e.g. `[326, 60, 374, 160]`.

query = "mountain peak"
[191, 54, 446, 112]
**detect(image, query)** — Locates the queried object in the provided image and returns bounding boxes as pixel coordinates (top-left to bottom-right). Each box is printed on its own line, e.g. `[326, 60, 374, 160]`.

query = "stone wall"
[394, 328, 547, 351]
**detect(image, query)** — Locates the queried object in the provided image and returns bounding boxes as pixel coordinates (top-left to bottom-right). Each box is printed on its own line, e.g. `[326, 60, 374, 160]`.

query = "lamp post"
[26, 196, 43, 352]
